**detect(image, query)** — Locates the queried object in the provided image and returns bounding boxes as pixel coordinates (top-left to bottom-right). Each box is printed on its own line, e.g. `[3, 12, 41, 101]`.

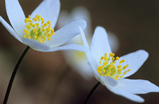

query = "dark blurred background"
[1, 0, 159, 104]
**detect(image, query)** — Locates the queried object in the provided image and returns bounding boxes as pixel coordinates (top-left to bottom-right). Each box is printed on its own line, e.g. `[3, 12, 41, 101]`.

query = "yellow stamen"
[97, 53, 130, 80]
[23, 14, 55, 43]
[116, 56, 119, 60]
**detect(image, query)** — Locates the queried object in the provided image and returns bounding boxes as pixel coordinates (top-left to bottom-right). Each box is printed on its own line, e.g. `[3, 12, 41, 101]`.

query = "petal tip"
[137, 98, 145, 103]
[94, 26, 107, 35]
[96, 26, 105, 30]
[137, 49, 149, 59]
[78, 19, 87, 30]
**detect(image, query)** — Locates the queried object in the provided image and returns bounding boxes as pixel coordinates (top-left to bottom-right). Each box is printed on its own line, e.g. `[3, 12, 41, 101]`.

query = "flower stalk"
[83, 82, 100, 104]
[3, 46, 30, 104]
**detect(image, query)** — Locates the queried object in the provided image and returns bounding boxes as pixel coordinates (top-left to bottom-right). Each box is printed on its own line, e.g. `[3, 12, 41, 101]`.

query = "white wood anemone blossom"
[0, 0, 87, 52]
[79, 26, 159, 103]
[57, 6, 94, 79]
[57, 7, 119, 80]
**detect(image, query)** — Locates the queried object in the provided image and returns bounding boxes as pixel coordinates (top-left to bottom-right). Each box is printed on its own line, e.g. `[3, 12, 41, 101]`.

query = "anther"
[97, 52, 131, 80]
[23, 14, 55, 43]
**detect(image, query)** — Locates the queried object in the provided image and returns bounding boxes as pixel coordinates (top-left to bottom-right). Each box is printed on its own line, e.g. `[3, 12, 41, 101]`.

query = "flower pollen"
[97, 53, 131, 80]
[23, 14, 55, 43]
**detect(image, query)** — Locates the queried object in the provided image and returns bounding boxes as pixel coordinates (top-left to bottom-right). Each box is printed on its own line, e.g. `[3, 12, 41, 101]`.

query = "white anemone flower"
[57, 7, 119, 79]
[79, 26, 159, 103]
[0, 0, 87, 52]
[57, 7, 93, 79]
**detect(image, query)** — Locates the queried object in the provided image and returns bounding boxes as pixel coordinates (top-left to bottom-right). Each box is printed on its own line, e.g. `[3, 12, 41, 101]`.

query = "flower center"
[97, 53, 131, 80]
[73, 41, 86, 60]
[73, 51, 86, 60]
[23, 14, 55, 43]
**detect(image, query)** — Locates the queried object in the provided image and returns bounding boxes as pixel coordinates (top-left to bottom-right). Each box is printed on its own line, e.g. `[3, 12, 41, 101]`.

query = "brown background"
[1, 0, 159, 104]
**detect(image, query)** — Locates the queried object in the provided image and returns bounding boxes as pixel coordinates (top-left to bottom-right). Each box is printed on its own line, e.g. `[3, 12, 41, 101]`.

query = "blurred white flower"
[57, 6, 92, 37]
[0, 0, 87, 52]
[57, 7, 119, 79]
[80, 26, 159, 103]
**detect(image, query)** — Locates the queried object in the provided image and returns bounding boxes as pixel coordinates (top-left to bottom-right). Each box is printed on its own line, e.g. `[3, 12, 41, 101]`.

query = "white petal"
[68, 35, 83, 44]
[117, 79, 159, 94]
[31, 0, 60, 29]
[91, 26, 112, 64]
[79, 26, 99, 78]
[116, 50, 149, 78]
[79, 26, 89, 48]
[101, 76, 117, 86]
[57, 7, 92, 34]
[71, 6, 92, 35]
[84, 51, 102, 81]
[0, 16, 22, 42]
[46, 19, 86, 47]
[39, 44, 88, 52]
[57, 7, 92, 45]
[79, 26, 103, 80]
[75, 60, 94, 80]
[63, 50, 94, 80]
[61, 27, 93, 79]
[22, 38, 50, 51]
[69, 29, 92, 46]
[79, 26, 95, 75]
[107, 32, 119, 52]
[106, 84, 144, 103]
[5, 0, 25, 36]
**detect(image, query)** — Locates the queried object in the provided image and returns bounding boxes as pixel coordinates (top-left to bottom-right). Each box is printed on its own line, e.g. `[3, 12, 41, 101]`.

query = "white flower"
[57, 7, 93, 79]
[57, 6, 92, 37]
[80, 26, 159, 103]
[0, 0, 87, 52]
[57, 7, 119, 79]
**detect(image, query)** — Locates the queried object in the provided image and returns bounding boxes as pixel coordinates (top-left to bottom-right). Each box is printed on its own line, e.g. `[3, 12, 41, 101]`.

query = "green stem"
[3, 46, 30, 104]
[83, 81, 100, 104]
